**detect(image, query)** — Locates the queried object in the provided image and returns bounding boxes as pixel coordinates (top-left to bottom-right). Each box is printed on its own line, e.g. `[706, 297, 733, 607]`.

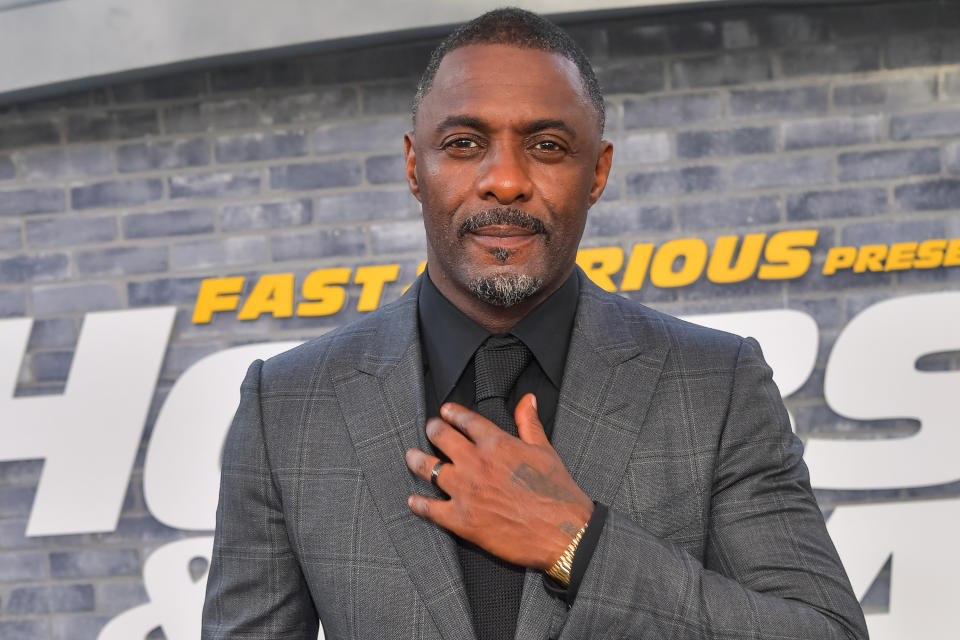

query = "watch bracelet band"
[545, 522, 587, 587]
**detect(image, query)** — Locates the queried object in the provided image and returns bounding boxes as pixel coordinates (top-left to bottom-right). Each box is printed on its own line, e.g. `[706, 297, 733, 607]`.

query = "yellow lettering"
[620, 243, 654, 291]
[758, 230, 818, 280]
[298, 268, 350, 316]
[914, 239, 947, 269]
[237, 274, 294, 320]
[944, 239, 960, 267]
[853, 245, 888, 273]
[884, 242, 918, 271]
[355, 265, 400, 312]
[192, 276, 244, 323]
[707, 234, 765, 283]
[576, 247, 623, 291]
[823, 247, 858, 275]
[649, 238, 708, 288]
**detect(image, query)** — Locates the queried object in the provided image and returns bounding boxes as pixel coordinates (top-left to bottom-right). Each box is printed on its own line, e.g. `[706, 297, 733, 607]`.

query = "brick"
[612, 131, 671, 164]
[0, 154, 13, 179]
[730, 154, 831, 189]
[0, 222, 21, 250]
[0, 290, 26, 317]
[946, 71, 960, 100]
[671, 52, 771, 88]
[0, 120, 60, 150]
[365, 154, 405, 184]
[842, 219, 946, 246]
[71, 178, 163, 210]
[163, 99, 259, 134]
[838, 147, 941, 182]
[262, 88, 359, 124]
[212, 60, 305, 91]
[623, 92, 724, 129]
[787, 188, 887, 222]
[112, 71, 207, 102]
[720, 19, 757, 49]
[169, 169, 261, 199]
[50, 615, 111, 640]
[595, 59, 664, 94]
[891, 111, 960, 141]
[67, 109, 159, 142]
[683, 273, 783, 302]
[370, 221, 426, 254]
[18, 145, 113, 180]
[50, 549, 140, 578]
[829, 4, 936, 40]
[27, 317, 78, 349]
[677, 126, 774, 159]
[0, 486, 35, 517]
[15, 88, 108, 112]
[362, 81, 416, 116]
[677, 196, 780, 230]
[783, 115, 884, 151]
[312, 116, 408, 155]
[314, 190, 418, 224]
[780, 42, 880, 77]
[170, 236, 268, 270]
[730, 86, 828, 116]
[221, 199, 313, 231]
[886, 32, 960, 69]
[124, 208, 215, 238]
[585, 203, 673, 236]
[0, 552, 45, 581]
[790, 262, 892, 294]
[33, 283, 121, 314]
[96, 580, 148, 615]
[271, 227, 366, 261]
[895, 179, 960, 211]
[0, 253, 68, 284]
[308, 41, 432, 84]
[0, 620, 47, 640]
[75, 245, 169, 276]
[7, 584, 94, 613]
[215, 130, 307, 163]
[160, 343, 222, 378]
[26, 216, 116, 248]
[269, 160, 362, 190]
[834, 75, 937, 109]
[756, 12, 828, 45]
[117, 138, 209, 172]
[609, 20, 720, 56]
[626, 166, 722, 198]
[946, 141, 960, 175]
[127, 276, 205, 306]
[0, 188, 65, 216]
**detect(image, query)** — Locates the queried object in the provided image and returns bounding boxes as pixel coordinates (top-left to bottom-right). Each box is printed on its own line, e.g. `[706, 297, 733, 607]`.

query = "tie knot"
[474, 335, 532, 403]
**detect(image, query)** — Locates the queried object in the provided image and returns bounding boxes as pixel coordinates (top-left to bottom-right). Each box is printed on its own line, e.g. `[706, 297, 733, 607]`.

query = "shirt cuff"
[542, 502, 608, 605]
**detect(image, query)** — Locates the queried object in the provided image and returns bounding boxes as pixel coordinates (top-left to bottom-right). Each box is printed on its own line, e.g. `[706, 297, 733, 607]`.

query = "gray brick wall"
[1, 1, 958, 634]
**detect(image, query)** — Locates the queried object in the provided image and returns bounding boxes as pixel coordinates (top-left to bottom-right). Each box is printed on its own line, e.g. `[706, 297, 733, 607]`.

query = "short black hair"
[413, 7, 605, 132]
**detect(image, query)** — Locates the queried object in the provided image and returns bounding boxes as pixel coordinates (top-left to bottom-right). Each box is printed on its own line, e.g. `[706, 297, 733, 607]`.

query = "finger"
[515, 393, 549, 446]
[407, 494, 454, 528]
[404, 448, 449, 487]
[425, 417, 473, 460]
[440, 402, 501, 443]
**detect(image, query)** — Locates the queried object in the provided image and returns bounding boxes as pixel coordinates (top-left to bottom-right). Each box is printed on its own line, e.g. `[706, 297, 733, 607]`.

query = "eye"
[533, 140, 561, 151]
[443, 137, 480, 150]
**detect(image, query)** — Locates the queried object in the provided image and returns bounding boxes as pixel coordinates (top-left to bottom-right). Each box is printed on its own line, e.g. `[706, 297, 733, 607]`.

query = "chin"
[467, 273, 544, 307]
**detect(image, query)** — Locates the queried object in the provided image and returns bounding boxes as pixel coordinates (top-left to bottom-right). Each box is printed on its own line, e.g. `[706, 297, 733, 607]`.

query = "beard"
[467, 273, 544, 307]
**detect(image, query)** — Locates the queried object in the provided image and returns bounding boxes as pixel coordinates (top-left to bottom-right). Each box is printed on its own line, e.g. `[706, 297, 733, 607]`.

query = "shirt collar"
[418, 270, 579, 398]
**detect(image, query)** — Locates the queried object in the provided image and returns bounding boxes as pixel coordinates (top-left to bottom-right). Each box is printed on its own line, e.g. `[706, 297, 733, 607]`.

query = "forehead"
[418, 44, 597, 132]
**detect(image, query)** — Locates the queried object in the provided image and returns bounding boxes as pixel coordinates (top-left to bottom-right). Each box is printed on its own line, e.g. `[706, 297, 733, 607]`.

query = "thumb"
[515, 394, 549, 446]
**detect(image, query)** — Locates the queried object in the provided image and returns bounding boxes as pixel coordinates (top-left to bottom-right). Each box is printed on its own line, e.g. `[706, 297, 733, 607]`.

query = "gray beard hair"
[468, 274, 543, 307]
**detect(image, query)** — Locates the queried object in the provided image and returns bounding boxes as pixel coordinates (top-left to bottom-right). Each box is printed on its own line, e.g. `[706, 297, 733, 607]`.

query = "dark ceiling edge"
[0, 0, 904, 107]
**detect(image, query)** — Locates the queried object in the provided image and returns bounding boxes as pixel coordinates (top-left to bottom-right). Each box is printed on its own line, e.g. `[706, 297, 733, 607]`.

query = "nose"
[475, 144, 533, 205]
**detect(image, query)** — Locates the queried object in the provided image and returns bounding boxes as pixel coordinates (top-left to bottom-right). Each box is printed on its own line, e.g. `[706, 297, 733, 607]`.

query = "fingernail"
[532, 395, 538, 411]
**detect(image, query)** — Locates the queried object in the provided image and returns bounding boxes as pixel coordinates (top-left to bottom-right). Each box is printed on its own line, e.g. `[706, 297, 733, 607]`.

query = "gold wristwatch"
[545, 522, 588, 587]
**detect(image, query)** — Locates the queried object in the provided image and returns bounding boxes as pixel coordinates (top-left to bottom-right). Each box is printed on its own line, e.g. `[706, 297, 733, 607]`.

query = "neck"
[426, 265, 573, 334]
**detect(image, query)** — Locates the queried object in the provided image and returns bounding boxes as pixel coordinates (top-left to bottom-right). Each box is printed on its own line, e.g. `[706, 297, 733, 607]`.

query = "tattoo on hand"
[558, 521, 580, 537]
[511, 462, 577, 503]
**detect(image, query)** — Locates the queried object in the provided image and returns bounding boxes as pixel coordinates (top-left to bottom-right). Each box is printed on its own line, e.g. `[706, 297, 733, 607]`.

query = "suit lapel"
[333, 282, 478, 640]
[514, 275, 670, 640]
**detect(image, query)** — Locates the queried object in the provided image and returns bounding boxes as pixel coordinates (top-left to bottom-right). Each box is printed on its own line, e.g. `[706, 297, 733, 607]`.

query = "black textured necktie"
[459, 335, 531, 640]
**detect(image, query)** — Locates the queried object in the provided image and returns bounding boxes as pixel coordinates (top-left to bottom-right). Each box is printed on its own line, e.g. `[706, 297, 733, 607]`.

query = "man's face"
[405, 44, 613, 309]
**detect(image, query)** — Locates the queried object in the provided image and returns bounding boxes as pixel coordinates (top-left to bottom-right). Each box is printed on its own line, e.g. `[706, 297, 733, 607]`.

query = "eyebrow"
[435, 115, 577, 139]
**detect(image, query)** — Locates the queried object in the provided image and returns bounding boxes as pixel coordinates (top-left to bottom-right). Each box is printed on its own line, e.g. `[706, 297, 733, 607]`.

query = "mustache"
[457, 208, 549, 240]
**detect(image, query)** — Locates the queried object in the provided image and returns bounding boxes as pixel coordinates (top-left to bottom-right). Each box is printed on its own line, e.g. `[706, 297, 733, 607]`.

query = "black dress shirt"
[417, 271, 607, 605]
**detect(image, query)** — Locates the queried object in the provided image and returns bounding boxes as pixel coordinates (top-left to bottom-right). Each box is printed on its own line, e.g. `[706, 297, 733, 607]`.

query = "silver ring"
[430, 461, 445, 487]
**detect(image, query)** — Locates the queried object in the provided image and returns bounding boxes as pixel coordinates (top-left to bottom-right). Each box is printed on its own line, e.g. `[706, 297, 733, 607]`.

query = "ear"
[404, 131, 422, 202]
[587, 140, 614, 206]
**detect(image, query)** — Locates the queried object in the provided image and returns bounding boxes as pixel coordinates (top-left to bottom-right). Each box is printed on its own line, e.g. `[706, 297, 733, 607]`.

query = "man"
[202, 8, 867, 640]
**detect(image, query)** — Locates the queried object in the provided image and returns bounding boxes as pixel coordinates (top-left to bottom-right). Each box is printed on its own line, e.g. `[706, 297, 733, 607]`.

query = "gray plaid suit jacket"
[202, 271, 867, 640]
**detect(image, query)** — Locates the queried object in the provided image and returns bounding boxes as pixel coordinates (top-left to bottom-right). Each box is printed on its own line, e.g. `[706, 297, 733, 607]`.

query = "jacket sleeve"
[201, 359, 320, 640]
[558, 337, 868, 640]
